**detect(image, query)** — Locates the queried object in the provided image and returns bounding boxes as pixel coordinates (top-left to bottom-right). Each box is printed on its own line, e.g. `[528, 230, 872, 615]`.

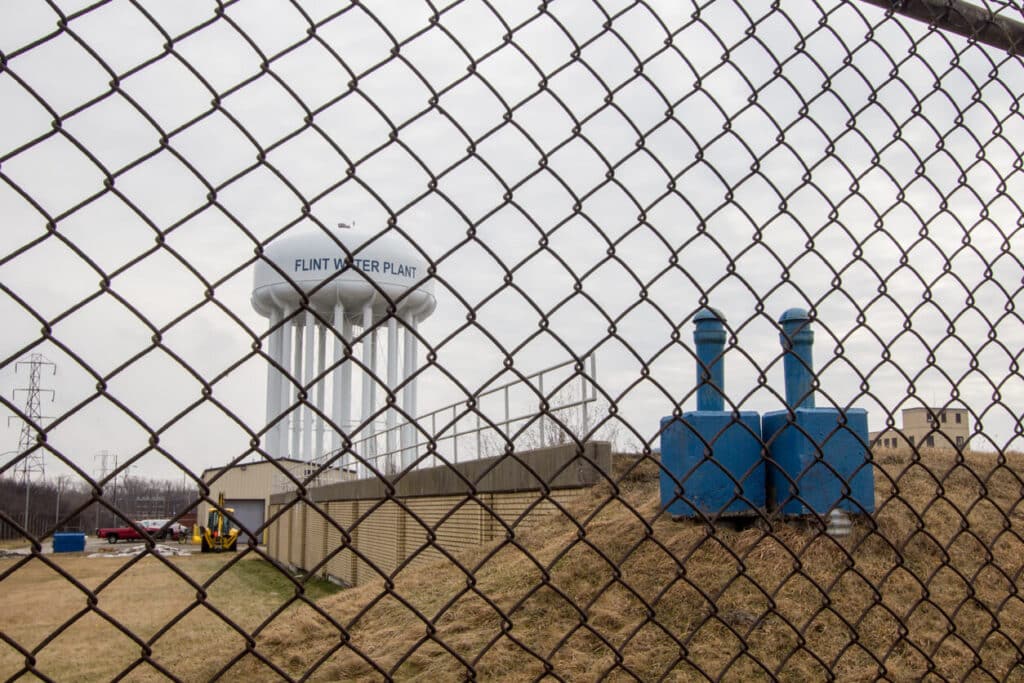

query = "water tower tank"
[252, 227, 435, 472]
[252, 227, 435, 324]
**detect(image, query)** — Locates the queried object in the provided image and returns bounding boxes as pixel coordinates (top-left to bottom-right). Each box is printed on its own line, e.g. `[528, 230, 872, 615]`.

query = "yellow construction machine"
[200, 493, 240, 552]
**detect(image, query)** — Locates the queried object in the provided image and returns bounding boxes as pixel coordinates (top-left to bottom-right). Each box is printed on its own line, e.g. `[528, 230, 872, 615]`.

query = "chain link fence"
[1, 0, 1023, 679]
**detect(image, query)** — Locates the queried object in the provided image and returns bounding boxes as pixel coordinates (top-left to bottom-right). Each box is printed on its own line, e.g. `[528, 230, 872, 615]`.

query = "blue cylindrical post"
[693, 308, 726, 412]
[779, 308, 815, 409]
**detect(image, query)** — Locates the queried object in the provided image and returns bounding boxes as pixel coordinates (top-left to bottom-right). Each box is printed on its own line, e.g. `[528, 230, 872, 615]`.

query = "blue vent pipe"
[779, 308, 815, 409]
[693, 308, 726, 412]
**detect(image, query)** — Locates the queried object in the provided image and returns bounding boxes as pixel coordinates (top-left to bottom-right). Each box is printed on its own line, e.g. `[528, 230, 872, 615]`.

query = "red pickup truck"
[95, 522, 184, 543]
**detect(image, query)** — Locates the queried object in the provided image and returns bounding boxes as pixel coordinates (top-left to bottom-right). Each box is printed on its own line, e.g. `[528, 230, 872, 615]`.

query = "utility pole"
[54, 475, 68, 531]
[8, 353, 56, 530]
[94, 451, 118, 530]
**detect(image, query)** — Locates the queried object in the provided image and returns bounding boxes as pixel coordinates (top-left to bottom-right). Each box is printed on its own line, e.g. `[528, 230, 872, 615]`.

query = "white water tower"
[251, 226, 436, 474]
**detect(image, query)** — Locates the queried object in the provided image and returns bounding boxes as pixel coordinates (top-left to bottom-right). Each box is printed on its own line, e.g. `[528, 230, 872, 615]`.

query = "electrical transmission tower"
[94, 450, 118, 529]
[8, 353, 56, 528]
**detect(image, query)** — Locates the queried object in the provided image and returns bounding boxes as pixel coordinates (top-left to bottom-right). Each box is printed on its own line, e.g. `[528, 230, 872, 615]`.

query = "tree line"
[0, 475, 200, 541]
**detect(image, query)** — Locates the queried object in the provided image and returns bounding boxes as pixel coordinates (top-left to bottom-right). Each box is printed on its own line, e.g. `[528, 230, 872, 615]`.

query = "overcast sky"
[1, 0, 1022, 484]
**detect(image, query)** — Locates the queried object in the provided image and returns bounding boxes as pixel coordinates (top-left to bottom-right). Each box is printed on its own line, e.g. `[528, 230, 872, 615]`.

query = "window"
[941, 412, 947, 423]
[955, 412, 962, 424]
[956, 436, 964, 447]
[926, 435, 935, 447]
[909, 436, 915, 446]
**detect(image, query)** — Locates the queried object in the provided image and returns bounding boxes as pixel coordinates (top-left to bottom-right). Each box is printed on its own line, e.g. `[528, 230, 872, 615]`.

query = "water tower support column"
[411, 317, 419, 444]
[386, 316, 398, 473]
[278, 313, 293, 459]
[302, 313, 316, 461]
[369, 328, 379, 458]
[360, 302, 374, 478]
[332, 303, 350, 466]
[291, 320, 304, 459]
[401, 317, 420, 469]
[264, 309, 283, 458]
[315, 322, 327, 459]
[340, 316, 353, 470]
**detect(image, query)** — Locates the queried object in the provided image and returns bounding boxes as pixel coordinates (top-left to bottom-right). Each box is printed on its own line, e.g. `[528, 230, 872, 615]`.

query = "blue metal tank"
[762, 309, 875, 516]
[659, 308, 765, 518]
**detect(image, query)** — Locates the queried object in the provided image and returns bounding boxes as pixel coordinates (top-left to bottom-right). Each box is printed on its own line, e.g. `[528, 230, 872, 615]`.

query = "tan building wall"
[870, 407, 970, 450]
[199, 459, 340, 543]
[267, 489, 589, 586]
[266, 442, 611, 586]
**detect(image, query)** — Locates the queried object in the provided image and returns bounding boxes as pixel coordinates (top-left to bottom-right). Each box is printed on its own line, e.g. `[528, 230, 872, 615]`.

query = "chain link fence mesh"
[2, 0, 1024, 679]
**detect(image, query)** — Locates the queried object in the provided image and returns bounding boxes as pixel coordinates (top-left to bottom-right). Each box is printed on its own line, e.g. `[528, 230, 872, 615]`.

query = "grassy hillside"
[0, 554, 343, 681]
[227, 447, 1024, 681]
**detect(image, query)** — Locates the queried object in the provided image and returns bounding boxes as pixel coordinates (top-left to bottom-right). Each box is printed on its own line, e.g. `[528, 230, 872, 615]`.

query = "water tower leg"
[279, 315, 293, 459]
[340, 317, 353, 471]
[369, 328, 379, 459]
[331, 302, 345, 459]
[410, 318, 419, 442]
[360, 303, 374, 478]
[292, 319, 304, 460]
[302, 313, 316, 461]
[386, 316, 398, 474]
[265, 309, 283, 459]
[315, 322, 327, 460]
[401, 320, 415, 469]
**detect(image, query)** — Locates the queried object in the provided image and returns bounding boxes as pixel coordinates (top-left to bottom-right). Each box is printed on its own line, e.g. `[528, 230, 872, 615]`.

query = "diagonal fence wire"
[0, 0, 1023, 680]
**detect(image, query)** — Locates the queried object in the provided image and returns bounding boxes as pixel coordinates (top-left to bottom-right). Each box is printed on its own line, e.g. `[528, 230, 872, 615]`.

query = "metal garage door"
[225, 499, 266, 545]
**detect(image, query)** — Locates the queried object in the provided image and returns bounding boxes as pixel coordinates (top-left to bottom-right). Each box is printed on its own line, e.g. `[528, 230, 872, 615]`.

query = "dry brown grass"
[3, 448, 1022, 681]
[0, 552, 340, 681]
[227, 448, 1024, 681]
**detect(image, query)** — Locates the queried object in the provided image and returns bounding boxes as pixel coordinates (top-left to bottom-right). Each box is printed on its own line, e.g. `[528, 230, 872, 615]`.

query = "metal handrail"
[309, 354, 598, 479]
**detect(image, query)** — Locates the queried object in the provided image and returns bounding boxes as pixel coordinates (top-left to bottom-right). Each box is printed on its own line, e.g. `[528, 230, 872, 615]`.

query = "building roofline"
[902, 405, 967, 413]
[200, 457, 307, 479]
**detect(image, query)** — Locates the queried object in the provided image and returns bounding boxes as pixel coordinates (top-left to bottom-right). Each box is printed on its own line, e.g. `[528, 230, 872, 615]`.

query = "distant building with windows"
[870, 406, 971, 450]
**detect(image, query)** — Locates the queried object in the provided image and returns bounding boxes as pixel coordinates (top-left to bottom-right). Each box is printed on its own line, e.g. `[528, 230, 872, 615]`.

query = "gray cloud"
[2, 0, 1022, 482]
